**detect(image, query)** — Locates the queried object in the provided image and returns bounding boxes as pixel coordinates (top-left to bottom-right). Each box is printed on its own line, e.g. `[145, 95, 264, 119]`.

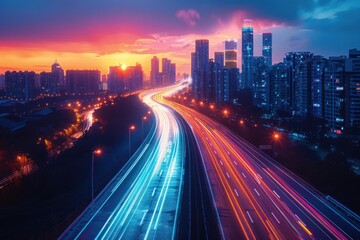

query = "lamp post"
[129, 125, 135, 158]
[91, 149, 102, 202]
[142, 116, 147, 140]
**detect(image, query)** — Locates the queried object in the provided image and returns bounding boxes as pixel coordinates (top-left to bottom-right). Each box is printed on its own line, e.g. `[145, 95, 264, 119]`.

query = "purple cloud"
[176, 9, 200, 26]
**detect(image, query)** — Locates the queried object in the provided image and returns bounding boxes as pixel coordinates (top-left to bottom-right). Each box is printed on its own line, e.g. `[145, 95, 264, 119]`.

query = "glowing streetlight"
[91, 148, 102, 201]
[129, 125, 136, 158]
[142, 116, 147, 140]
[239, 120, 244, 125]
[273, 132, 280, 141]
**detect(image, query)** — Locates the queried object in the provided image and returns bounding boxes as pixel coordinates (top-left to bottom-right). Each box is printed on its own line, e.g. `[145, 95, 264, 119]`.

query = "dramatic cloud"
[0, 0, 358, 74]
[176, 9, 200, 26]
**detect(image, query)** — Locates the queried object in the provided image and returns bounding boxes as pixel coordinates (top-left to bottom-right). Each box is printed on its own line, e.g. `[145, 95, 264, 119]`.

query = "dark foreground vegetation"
[0, 94, 153, 239]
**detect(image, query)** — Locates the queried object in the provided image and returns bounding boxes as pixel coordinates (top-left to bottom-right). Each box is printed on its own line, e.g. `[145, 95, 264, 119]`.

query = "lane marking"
[226, 172, 230, 178]
[227, 151, 231, 155]
[234, 189, 239, 197]
[271, 212, 280, 224]
[246, 211, 254, 223]
[254, 188, 260, 196]
[214, 150, 218, 155]
[152, 187, 156, 197]
[140, 210, 148, 226]
[219, 160, 223, 166]
[233, 161, 238, 166]
[273, 190, 280, 199]
[242, 172, 246, 178]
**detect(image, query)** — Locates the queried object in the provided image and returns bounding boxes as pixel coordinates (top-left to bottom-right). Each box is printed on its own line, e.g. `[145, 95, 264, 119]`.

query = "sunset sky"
[0, 0, 359, 78]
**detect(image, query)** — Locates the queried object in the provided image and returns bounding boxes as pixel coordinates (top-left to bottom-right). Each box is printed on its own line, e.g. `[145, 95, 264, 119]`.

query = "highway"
[60, 87, 186, 239]
[60, 85, 219, 240]
[158, 82, 360, 239]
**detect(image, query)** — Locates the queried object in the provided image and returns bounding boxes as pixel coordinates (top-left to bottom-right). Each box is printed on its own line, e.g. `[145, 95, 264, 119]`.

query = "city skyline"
[0, 0, 359, 75]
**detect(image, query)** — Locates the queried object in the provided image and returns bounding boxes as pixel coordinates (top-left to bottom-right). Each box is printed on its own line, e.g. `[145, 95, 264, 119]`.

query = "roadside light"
[223, 109, 229, 115]
[210, 105, 214, 110]
[240, 120, 244, 125]
[274, 133, 280, 140]
[129, 125, 135, 131]
[94, 149, 102, 155]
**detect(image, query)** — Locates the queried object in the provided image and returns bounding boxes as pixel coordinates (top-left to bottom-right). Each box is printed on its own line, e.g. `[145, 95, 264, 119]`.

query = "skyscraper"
[310, 55, 327, 118]
[150, 56, 161, 87]
[192, 39, 209, 99]
[214, 52, 224, 67]
[284, 52, 313, 115]
[108, 66, 124, 93]
[66, 70, 100, 94]
[324, 56, 346, 135]
[262, 33, 272, 66]
[5, 71, 36, 100]
[225, 40, 237, 69]
[170, 63, 176, 84]
[242, 20, 254, 89]
[345, 49, 360, 133]
[252, 56, 270, 110]
[162, 58, 172, 86]
[270, 63, 291, 115]
[51, 60, 65, 89]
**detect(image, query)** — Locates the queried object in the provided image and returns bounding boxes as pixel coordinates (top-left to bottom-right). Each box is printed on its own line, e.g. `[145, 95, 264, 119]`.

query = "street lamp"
[91, 149, 102, 201]
[142, 116, 147, 140]
[273, 132, 280, 141]
[129, 125, 136, 158]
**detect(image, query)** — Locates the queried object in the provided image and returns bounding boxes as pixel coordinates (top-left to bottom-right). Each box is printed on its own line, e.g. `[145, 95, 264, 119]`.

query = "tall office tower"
[108, 66, 124, 93]
[228, 68, 240, 102]
[214, 52, 225, 67]
[205, 59, 220, 102]
[51, 60, 65, 89]
[170, 63, 176, 84]
[5, 71, 36, 100]
[310, 56, 327, 118]
[270, 63, 291, 115]
[262, 33, 272, 66]
[0, 74, 5, 90]
[324, 56, 346, 135]
[225, 40, 237, 69]
[125, 63, 143, 91]
[191, 52, 196, 81]
[252, 56, 270, 110]
[193, 39, 209, 99]
[345, 49, 360, 133]
[283, 52, 313, 115]
[162, 58, 172, 86]
[150, 56, 161, 87]
[40, 72, 55, 94]
[66, 70, 100, 94]
[242, 20, 254, 89]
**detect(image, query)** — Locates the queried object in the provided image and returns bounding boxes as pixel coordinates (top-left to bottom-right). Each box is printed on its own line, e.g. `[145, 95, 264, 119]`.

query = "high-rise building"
[66, 70, 100, 94]
[205, 59, 221, 102]
[162, 58, 172, 86]
[270, 63, 291, 115]
[192, 39, 209, 99]
[310, 55, 327, 118]
[242, 20, 254, 89]
[225, 40, 237, 69]
[252, 56, 270, 110]
[52, 60, 65, 89]
[150, 56, 161, 87]
[0, 74, 5, 90]
[214, 52, 224, 67]
[170, 63, 176, 84]
[5, 71, 36, 100]
[262, 33, 272, 66]
[324, 56, 346, 135]
[108, 66, 124, 93]
[345, 49, 360, 133]
[284, 52, 313, 115]
[125, 63, 143, 91]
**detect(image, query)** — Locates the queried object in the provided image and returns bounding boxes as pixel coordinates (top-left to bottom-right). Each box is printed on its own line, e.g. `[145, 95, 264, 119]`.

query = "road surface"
[158, 82, 360, 239]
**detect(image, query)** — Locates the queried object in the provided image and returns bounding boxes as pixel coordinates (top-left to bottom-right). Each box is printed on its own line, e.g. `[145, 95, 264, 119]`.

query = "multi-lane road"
[60, 83, 360, 239]
[158, 82, 360, 239]
[60, 86, 218, 240]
